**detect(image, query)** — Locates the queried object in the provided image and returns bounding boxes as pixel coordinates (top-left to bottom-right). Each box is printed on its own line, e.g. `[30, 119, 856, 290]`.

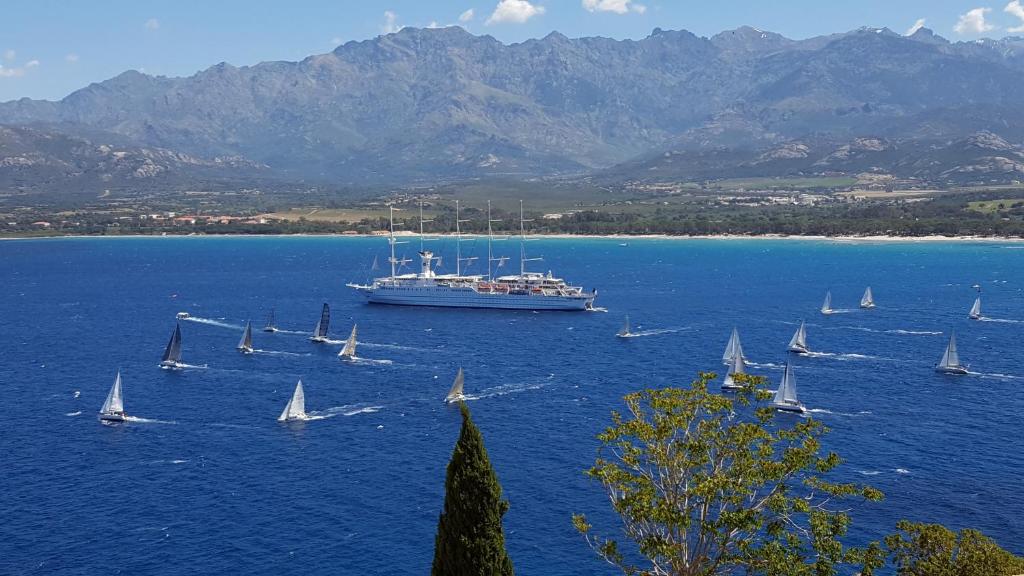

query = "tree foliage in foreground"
[886, 520, 1024, 576]
[432, 402, 514, 576]
[573, 372, 885, 576]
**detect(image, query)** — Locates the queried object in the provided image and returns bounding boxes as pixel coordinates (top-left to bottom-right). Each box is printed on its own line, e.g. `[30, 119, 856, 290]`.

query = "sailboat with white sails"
[263, 308, 278, 333]
[159, 323, 185, 369]
[237, 321, 254, 354]
[935, 331, 968, 374]
[445, 368, 466, 403]
[98, 371, 127, 422]
[617, 315, 632, 338]
[310, 303, 330, 343]
[787, 320, 809, 354]
[772, 362, 806, 414]
[278, 380, 307, 422]
[722, 353, 747, 391]
[820, 291, 834, 315]
[338, 324, 358, 361]
[969, 296, 982, 320]
[860, 287, 875, 309]
[722, 328, 745, 365]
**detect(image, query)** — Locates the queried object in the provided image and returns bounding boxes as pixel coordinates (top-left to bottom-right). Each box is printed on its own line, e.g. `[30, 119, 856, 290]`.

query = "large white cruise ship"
[347, 201, 597, 311]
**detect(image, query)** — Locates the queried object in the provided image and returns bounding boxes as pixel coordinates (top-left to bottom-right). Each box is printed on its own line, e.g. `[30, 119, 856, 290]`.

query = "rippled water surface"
[1, 237, 1022, 574]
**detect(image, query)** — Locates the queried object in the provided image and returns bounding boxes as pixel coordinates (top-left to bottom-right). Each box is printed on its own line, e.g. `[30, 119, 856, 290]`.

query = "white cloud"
[427, 20, 442, 28]
[905, 18, 927, 35]
[486, 0, 545, 25]
[0, 65, 23, 78]
[381, 10, 402, 34]
[144, 18, 160, 30]
[953, 7, 995, 34]
[1006, 0, 1024, 32]
[459, 8, 475, 22]
[66, 53, 80, 63]
[582, 0, 645, 14]
[3, 49, 15, 61]
[331, 37, 343, 45]
[25, 59, 39, 68]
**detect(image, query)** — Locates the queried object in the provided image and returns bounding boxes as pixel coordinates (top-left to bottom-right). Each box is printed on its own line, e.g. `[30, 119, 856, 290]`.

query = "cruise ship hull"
[356, 286, 594, 311]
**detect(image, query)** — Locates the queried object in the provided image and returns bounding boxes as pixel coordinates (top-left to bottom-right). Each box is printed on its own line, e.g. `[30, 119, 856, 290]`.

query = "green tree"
[886, 520, 1024, 576]
[573, 372, 885, 576]
[432, 402, 515, 576]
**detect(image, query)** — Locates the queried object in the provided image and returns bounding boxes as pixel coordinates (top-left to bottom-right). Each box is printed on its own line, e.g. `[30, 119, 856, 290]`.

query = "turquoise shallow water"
[1, 236, 1022, 574]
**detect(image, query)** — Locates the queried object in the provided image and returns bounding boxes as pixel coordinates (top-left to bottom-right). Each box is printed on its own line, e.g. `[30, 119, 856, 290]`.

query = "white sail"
[446, 368, 465, 403]
[617, 315, 631, 337]
[938, 332, 962, 369]
[969, 297, 982, 319]
[723, 352, 746, 389]
[821, 291, 833, 314]
[860, 287, 874, 308]
[774, 363, 800, 405]
[263, 309, 277, 332]
[238, 321, 253, 351]
[339, 324, 358, 359]
[722, 328, 744, 364]
[788, 321, 808, 351]
[100, 371, 125, 415]
[278, 380, 307, 421]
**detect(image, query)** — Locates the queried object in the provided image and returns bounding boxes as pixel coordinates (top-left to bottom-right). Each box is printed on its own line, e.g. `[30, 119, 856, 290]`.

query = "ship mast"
[519, 200, 541, 276]
[456, 200, 462, 277]
[389, 206, 397, 279]
[487, 201, 494, 281]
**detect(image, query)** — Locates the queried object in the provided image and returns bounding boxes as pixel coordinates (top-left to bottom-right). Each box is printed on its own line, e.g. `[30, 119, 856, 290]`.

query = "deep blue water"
[1, 236, 1022, 575]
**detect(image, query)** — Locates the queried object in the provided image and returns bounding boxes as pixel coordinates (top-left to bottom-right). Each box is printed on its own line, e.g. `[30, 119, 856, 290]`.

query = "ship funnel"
[419, 250, 435, 278]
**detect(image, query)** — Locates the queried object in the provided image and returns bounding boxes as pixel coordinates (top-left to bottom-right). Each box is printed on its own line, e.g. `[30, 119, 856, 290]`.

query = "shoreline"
[3, 232, 1024, 243]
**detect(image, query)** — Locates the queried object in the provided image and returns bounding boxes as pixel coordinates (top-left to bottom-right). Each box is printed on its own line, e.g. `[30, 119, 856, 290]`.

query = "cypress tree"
[431, 402, 514, 576]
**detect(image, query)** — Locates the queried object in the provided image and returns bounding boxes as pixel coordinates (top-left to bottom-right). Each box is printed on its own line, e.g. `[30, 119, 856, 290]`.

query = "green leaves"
[885, 521, 1024, 576]
[574, 373, 884, 576]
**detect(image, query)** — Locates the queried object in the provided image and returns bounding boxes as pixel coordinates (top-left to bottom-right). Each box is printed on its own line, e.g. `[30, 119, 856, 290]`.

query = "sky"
[2, 0, 1024, 102]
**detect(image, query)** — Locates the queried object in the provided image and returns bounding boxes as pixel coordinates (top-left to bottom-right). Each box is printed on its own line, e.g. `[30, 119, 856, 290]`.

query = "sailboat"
[787, 321, 809, 354]
[860, 287, 875, 309]
[338, 324, 358, 361]
[159, 323, 185, 369]
[98, 371, 127, 422]
[445, 368, 466, 403]
[969, 297, 982, 320]
[772, 362, 806, 414]
[616, 315, 632, 338]
[278, 380, 307, 422]
[263, 308, 278, 333]
[237, 321, 254, 354]
[820, 291, 834, 315]
[935, 331, 968, 375]
[722, 328, 745, 365]
[309, 303, 330, 343]
[721, 353, 747, 391]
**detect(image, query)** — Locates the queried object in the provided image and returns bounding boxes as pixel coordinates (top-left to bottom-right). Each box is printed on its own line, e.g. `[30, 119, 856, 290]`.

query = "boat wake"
[967, 371, 1021, 380]
[805, 352, 880, 361]
[895, 468, 911, 475]
[462, 381, 549, 401]
[857, 470, 882, 476]
[164, 363, 208, 370]
[587, 306, 609, 313]
[358, 341, 428, 352]
[345, 357, 394, 366]
[273, 329, 310, 335]
[148, 459, 189, 465]
[620, 327, 688, 338]
[182, 317, 243, 330]
[306, 404, 384, 420]
[123, 416, 176, 424]
[808, 408, 873, 417]
[254, 349, 311, 357]
[65, 411, 82, 417]
[747, 361, 783, 369]
[886, 329, 943, 335]
[978, 317, 1022, 324]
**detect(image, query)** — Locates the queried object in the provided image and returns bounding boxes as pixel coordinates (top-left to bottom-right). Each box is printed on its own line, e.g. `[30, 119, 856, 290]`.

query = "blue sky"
[2, 0, 1023, 101]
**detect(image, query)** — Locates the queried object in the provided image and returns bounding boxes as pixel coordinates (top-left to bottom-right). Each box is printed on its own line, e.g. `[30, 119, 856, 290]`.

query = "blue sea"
[1, 236, 1022, 574]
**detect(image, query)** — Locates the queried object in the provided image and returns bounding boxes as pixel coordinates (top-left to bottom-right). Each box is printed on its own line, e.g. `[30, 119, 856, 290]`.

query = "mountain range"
[2, 25, 1024, 195]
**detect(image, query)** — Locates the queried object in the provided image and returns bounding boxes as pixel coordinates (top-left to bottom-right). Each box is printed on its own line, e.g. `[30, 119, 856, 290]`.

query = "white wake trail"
[123, 416, 177, 425]
[182, 317, 244, 330]
[462, 380, 550, 401]
[305, 404, 384, 420]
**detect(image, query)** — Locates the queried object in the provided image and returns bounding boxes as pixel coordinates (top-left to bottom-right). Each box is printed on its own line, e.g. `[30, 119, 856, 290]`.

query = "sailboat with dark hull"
[772, 362, 806, 414]
[98, 371, 127, 422]
[616, 315, 632, 338]
[787, 321, 809, 354]
[935, 331, 968, 375]
[238, 321, 254, 354]
[160, 323, 185, 369]
[310, 304, 330, 343]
